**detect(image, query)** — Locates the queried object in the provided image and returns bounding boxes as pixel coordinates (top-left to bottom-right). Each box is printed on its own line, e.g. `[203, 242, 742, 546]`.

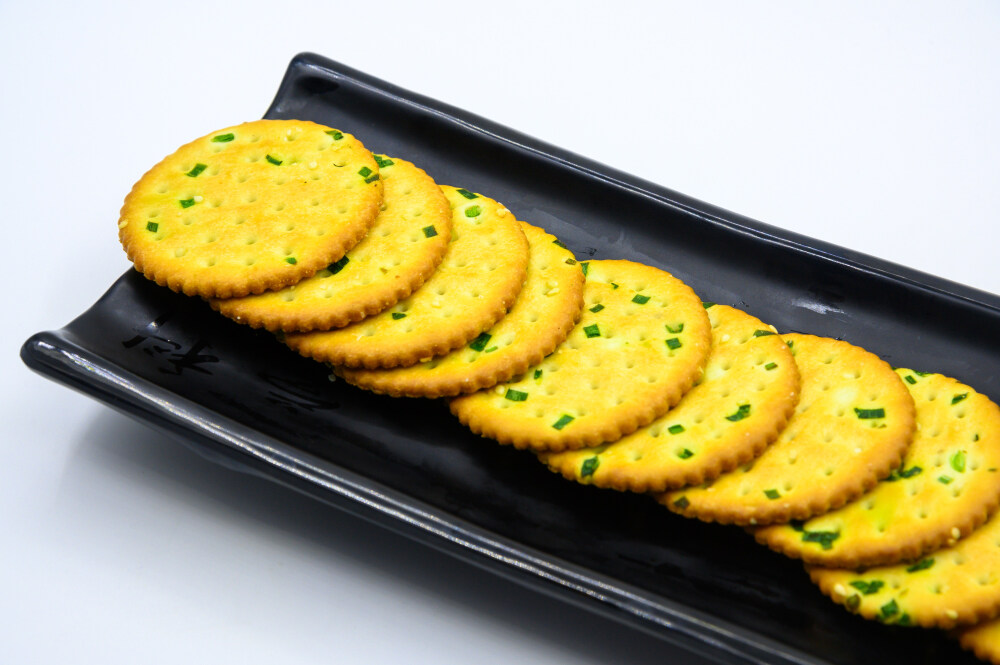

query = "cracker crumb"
[193, 195, 203, 202]
[494, 386, 505, 395]
[952, 527, 961, 540]
[497, 208, 509, 217]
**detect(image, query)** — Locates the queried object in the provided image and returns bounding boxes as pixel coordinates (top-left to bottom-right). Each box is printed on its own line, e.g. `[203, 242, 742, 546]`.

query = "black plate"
[22, 53, 1000, 665]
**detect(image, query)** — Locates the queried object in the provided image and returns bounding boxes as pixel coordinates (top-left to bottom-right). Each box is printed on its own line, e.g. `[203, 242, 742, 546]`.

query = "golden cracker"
[450, 260, 712, 452]
[210, 156, 451, 332]
[540, 305, 800, 492]
[337, 222, 584, 397]
[755, 370, 1000, 567]
[284, 186, 529, 369]
[119, 119, 382, 298]
[958, 618, 1000, 664]
[662, 334, 915, 526]
[809, 506, 1000, 628]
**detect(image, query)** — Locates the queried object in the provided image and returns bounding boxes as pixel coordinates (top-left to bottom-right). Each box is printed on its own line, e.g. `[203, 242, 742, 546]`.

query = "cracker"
[958, 617, 1000, 664]
[662, 334, 915, 526]
[755, 370, 1000, 567]
[283, 186, 529, 369]
[209, 156, 451, 332]
[539, 304, 800, 492]
[118, 120, 383, 299]
[337, 222, 584, 397]
[449, 260, 712, 452]
[808, 504, 1000, 628]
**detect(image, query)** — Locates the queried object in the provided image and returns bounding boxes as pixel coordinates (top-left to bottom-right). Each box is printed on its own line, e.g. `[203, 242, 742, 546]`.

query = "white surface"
[2, 2, 998, 663]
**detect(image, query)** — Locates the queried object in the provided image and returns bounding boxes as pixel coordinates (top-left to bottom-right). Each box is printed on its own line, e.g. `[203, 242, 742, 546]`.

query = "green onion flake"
[179, 198, 196, 208]
[583, 324, 601, 338]
[505, 389, 528, 402]
[422, 225, 438, 238]
[552, 414, 575, 430]
[186, 163, 207, 177]
[464, 205, 482, 218]
[764, 362, 778, 371]
[285, 257, 297, 265]
[668, 424, 685, 435]
[581, 262, 589, 276]
[391, 312, 407, 320]
[552, 239, 567, 249]
[665, 323, 684, 334]
[328, 256, 350, 274]
[764, 489, 781, 500]
[326, 130, 344, 140]
[666, 337, 682, 350]
[802, 529, 840, 550]
[456, 188, 478, 200]
[565, 258, 577, 265]
[211, 133, 234, 143]
[266, 154, 282, 166]
[726, 404, 751, 422]
[753, 330, 776, 337]
[146, 221, 158, 232]
[904, 375, 917, 385]
[358, 166, 373, 178]
[533, 369, 543, 380]
[880, 600, 899, 620]
[581, 457, 600, 477]
[951, 450, 967, 473]
[589, 304, 605, 313]
[953, 393, 969, 405]
[373, 155, 394, 168]
[850, 580, 885, 595]
[906, 558, 935, 573]
[469, 332, 492, 352]
[702, 302, 716, 309]
[632, 294, 650, 305]
[854, 407, 886, 419]
[673, 496, 690, 509]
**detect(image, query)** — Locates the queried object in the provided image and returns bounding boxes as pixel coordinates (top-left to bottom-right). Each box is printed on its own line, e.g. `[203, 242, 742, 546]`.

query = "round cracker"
[539, 305, 800, 492]
[809, 505, 1000, 628]
[662, 334, 915, 526]
[755, 370, 1000, 567]
[449, 260, 712, 452]
[284, 186, 529, 369]
[958, 617, 1000, 664]
[337, 222, 585, 397]
[119, 119, 383, 298]
[209, 156, 451, 332]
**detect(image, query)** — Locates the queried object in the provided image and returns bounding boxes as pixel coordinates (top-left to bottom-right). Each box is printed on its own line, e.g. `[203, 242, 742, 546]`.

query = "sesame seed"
[834, 584, 847, 597]
[946, 609, 958, 620]
[494, 386, 505, 395]
[309, 161, 318, 169]
[118, 221, 128, 229]
[193, 195, 203, 202]
[952, 527, 961, 539]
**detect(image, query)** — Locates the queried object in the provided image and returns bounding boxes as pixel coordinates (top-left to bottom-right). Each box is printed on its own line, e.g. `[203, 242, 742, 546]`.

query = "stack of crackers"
[116, 119, 1000, 663]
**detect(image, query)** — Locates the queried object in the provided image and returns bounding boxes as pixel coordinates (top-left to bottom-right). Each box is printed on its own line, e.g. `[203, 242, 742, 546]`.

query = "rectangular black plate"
[22, 53, 1000, 665]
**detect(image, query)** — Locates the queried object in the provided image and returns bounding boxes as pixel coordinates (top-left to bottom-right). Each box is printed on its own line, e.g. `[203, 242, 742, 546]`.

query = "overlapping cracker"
[337, 222, 584, 397]
[809, 506, 1000, 628]
[539, 304, 800, 492]
[755, 370, 1000, 567]
[209, 156, 451, 332]
[959, 618, 1000, 664]
[662, 334, 915, 526]
[283, 186, 529, 369]
[119, 119, 383, 298]
[449, 260, 711, 452]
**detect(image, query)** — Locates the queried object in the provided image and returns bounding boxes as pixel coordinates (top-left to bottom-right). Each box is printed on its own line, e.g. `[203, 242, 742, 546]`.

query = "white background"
[2, 2, 998, 663]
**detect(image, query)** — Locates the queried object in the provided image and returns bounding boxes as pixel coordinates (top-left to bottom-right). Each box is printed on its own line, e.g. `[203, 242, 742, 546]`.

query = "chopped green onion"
[610, 282, 619, 289]
[764, 362, 778, 371]
[179, 198, 196, 208]
[677, 448, 694, 459]
[886, 465, 922, 481]
[702, 302, 715, 308]
[753, 330, 776, 337]
[938, 475, 953, 484]
[469, 332, 492, 352]
[533, 369, 543, 380]
[665, 323, 684, 334]
[464, 205, 482, 217]
[904, 375, 917, 384]
[802, 529, 840, 550]
[422, 225, 438, 238]
[146, 221, 158, 232]
[898, 613, 912, 627]
[328, 256, 350, 274]
[186, 163, 207, 177]
[365, 173, 380, 184]
[552, 239, 567, 249]
[726, 404, 752, 422]
[552, 414, 575, 430]
[850, 580, 884, 595]
[913, 370, 932, 376]
[880, 600, 899, 620]
[668, 424, 685, 435]
[951, 450, 967, 473]
[565, 258, 577, 265]
[845, 594, 861, 611]
[589, 304, 605, 313]
[266, 154, 282, 166]
[285, 257, 297, 265]
[854, 407, 885, 419]
[786, 340, 794, 348]
[484, 346, 498, 353]
[580, 457, 599, 477]
[583, 324, 601, 338]
[391, 312, 407, 320]
[906, 558, 935, 573]
[764, 489, 780, 500]
[373, 155, 394, 168]
[456, 188, 478, 199]
[665, 337, 682, 350]
[952, 393, 969, 405]
[673, 496, 690, 509]
[211, 133, 234, 142]
[632, 294, 650, 305]
[580, 262, 589, 276]
[326, 130, 344, 140]
[505, 389, 528, 402]
[358, 166, 373, 178]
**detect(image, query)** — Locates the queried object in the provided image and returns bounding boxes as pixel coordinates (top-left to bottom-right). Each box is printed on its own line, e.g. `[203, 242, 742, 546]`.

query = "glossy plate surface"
[22, 53, 1000, 665]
